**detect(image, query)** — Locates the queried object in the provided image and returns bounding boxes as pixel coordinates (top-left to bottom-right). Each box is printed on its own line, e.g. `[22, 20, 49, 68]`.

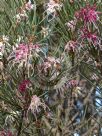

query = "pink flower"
[65, 41, 77, 52]
[7, 131, 12, 136]
[81, 28, 98, 44]
[0, 130, 12, 136]
[18, 80, 31, 93]
[25, 1, 34, 11]
[15, 44, 28, 61]
[68, 80, 78, 88]
[75, 5, 99, 23]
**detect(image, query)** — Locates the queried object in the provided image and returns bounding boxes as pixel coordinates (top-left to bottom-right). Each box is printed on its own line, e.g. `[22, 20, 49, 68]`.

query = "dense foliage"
[0, 0, 102, 135]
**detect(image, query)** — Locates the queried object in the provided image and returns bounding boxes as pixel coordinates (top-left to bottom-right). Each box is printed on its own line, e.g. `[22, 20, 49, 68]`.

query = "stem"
[17, 110, 24, 136]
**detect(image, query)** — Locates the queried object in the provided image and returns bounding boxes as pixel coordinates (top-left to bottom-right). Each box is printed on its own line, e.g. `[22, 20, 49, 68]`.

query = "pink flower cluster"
[81, 28, 98, 44]
[75, 5, 99, 23]
[64, 4, 101, 53]
[18, 80, 31, 93]
[15, 44, 28, 61]
[14, 43, 40, 61]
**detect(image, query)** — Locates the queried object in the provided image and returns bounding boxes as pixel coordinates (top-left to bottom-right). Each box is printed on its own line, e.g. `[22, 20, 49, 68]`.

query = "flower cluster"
[15, 44, 29, 61]
[75, 4, 99, 24]
[80, 28, 99, 45]
[46, 0, 62, 19]
[28, 95, 47, 120]
[9, 43, 40, 63]
[15, 0, 35, 23]
[69, 4, 101, 49]
[18, 80, 31, 93]
[15, 10, 28, 23]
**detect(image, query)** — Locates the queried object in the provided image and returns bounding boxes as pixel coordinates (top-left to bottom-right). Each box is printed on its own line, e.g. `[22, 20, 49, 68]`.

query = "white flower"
[28, 95, 47, 120]
[15, 10, 28, 23]
[0, 42, 5, 56]
[91, 74, 99, 81]
[65, 19, 76, 31]
[19, 10, 28, 19]
[46, 0, 62, 15]
[15, 14, 21, 23]
[41, 27, 51, 38]
[47, 56, 56, 63]
[2, 35, 9, 42]
[0, 42, 4, 48]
